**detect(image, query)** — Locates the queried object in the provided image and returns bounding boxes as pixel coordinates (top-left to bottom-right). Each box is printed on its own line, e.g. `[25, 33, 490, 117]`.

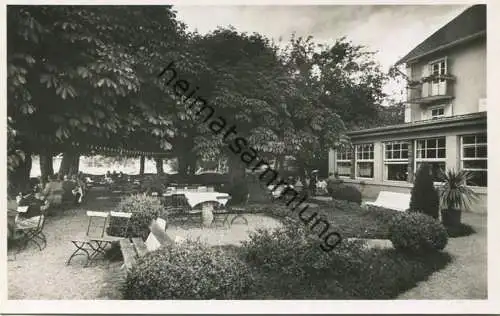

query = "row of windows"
[335, 134, 487, 187]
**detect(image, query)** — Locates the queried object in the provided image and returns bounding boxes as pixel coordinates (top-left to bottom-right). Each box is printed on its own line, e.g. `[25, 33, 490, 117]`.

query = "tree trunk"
[69, 153, 80, 175]
[155, 158, 164, 174]
[39, 151, 54, 181]
[139, 155, 145, 175]
[59, 151, 80, 176]
[8, 152, 32, 196]
[228, 154, 246, 186]
[59, 152, 72, 176]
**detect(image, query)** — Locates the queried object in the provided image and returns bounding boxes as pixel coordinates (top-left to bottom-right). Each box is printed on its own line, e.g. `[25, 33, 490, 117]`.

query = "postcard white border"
[1, 0, 498, 314]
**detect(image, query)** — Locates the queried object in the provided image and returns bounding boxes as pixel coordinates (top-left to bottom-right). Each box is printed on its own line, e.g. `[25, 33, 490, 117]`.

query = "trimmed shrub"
[241, 219, 365, 279]
[409, 163, 440, 219]
[122, 240, 253, 299]
[327, 181, 362, 205]
[106, 194, 163, 239]
[389, 212, 448, 253]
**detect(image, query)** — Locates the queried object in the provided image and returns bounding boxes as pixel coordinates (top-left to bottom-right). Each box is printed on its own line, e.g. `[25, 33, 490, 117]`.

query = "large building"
[328, 5, 487, 213]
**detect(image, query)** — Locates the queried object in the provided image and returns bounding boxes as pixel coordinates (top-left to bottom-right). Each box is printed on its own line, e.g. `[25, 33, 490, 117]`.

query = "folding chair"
[225, 193, 250, 226]
[13, 204, 48, 254]
[66, 211, 129, 267]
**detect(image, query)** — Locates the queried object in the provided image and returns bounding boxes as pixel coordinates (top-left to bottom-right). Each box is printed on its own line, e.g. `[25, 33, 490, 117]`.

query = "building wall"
[329, 124, 487, 213]
[406, 37, 486, 122]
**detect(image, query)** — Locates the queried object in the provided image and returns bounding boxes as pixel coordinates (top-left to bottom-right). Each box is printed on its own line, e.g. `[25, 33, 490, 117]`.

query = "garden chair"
[12, 203, 48, 255]
[165, 194, 199, 225]
[213, 193, 250, 227]
[66, 211, 131, 267]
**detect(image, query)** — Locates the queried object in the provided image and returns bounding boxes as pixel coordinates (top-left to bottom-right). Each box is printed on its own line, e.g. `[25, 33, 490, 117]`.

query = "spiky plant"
[438, 169, 479, 211]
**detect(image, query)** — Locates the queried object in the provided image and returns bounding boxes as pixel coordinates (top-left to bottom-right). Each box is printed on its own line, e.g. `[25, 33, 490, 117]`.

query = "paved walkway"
[398, 211, 487, 299]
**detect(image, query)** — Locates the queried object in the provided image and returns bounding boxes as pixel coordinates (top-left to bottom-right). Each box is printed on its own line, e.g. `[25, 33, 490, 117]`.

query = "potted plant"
[438, 169, 479, 227]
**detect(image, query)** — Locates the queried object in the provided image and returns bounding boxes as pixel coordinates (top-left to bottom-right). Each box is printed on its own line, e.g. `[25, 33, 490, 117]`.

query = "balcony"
[407, 74, 455, 105]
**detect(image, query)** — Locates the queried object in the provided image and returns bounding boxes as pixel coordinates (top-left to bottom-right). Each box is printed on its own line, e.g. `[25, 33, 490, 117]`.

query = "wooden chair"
[12, 203, 48, 254]
[66, 211, 130, 267]
[213, 193, 250, 227]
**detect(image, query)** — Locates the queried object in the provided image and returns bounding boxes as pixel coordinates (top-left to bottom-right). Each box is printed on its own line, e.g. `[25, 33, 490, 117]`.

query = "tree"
[7, 6, 185, 188]
[409, 163, 440, 219]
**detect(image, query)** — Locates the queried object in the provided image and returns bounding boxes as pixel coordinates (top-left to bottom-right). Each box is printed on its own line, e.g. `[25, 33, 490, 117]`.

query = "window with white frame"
[355, 143, 374, 178]
[415, 137, 446, 182]
[431, 106, 445, 118]
[461, 134, 487, 187]
[430, 59, 447, 80]
[384, 141, 409, 181]
[336, 148, 352, 177]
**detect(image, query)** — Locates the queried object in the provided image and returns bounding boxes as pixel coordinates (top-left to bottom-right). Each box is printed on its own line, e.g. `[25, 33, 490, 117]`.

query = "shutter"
[421, 64, 430, 97]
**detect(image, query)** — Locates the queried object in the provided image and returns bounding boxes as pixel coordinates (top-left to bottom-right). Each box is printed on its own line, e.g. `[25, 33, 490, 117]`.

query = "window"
[384, 141, 409, 181]
[430, 59, 447, 79]
[461, 134, 487, 187]
[355, 143, 374, 178]
[336, 148, 352, 177]
[431, 107, 445, 118]
[415, 137, 446, 181]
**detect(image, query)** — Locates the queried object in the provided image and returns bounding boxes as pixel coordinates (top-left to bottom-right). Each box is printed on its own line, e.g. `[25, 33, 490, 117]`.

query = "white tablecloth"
[163, 191, 230, 208]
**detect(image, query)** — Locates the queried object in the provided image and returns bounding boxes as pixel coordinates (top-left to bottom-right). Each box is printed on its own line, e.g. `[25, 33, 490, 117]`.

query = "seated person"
[71, 174, 84, 204]
[43, 175, 64, 206]
[16, 192, 49, 226]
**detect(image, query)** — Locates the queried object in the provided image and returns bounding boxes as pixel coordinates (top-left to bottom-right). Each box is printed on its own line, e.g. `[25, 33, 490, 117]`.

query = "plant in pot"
[438, 169, 479, 227]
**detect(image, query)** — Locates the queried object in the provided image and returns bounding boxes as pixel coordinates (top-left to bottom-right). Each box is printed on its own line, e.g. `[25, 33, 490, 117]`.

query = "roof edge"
[347, 112, 486, 137]
[395, 30, 486, 66]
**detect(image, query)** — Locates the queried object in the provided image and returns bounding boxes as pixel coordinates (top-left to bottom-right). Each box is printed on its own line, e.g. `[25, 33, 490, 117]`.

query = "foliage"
[438, 169, 479, 211]
[106, 194, 163, 239]
[389, 212, 448, 253]
[241, 216, 451, 299]
[327, 181, 362, 205]
[409, 163, 440, 219]
[122, 240, 252, 299]
[241, 219, 366, 278]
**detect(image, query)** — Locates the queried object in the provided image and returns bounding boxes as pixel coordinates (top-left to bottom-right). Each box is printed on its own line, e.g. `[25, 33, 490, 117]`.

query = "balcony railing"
[407, 74, 455, 104]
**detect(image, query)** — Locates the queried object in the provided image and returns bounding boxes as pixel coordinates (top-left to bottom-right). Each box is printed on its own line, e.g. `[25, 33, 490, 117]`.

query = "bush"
[138, 175, 167, 194]
[106, 194, 163, 239]
[241, 219, 365, 279]
[389, 212, 448, 253]
[327, 181, 362, 205]
[410, 163, 440, 219]
[122, 240, 252, 299]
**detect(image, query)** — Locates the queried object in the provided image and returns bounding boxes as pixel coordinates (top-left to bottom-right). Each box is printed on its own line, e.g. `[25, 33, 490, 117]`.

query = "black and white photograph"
[2, 0, 498, 313]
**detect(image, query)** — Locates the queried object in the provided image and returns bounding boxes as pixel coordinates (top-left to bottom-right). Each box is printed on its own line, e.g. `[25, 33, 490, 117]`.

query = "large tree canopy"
[7, 6, 403, 195]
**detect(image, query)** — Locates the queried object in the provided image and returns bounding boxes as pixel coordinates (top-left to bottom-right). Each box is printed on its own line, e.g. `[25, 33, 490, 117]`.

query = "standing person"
[309, 170, 318, 196]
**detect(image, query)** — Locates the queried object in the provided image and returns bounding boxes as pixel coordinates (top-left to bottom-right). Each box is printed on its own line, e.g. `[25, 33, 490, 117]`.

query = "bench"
[364, 191, 411, 212]
[119, 218, 172, 272]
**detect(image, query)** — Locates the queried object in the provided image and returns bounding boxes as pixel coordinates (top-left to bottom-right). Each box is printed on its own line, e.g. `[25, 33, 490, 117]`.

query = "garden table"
[162, 190, 230, 208]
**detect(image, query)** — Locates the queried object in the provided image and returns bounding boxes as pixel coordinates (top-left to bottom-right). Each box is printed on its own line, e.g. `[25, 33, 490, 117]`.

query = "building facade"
[328, 5, 487, 213]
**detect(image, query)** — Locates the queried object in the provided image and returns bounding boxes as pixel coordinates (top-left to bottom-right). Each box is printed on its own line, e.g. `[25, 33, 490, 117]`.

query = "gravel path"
[7, 188, 282, 299]
[398, 212, 487, 299]
[7, 188, 120, 300]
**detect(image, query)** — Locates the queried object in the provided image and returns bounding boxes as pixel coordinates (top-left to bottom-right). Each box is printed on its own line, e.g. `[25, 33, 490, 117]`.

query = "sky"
[174, 5, 469, 103]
